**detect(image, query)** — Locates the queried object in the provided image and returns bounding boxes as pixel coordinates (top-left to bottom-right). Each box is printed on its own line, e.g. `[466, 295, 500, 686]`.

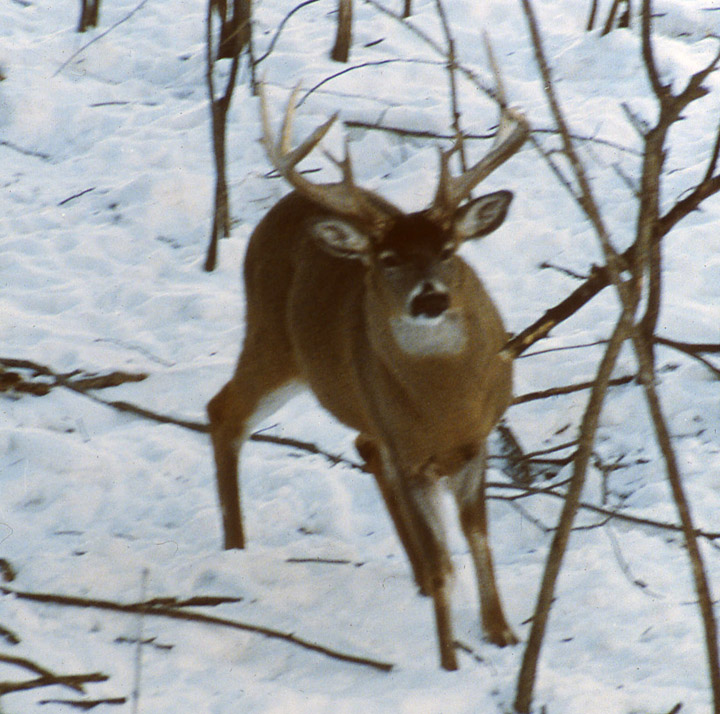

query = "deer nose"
[409, 282, 450, 318]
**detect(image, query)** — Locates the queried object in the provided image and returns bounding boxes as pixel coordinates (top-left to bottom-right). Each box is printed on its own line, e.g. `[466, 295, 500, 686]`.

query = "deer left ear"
[311, 218, 372, 261]
[454, 190, 513, 241]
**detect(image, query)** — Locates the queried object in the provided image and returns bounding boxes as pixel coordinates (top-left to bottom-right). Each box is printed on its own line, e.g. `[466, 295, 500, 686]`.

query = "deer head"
[259, 80, 528, 358]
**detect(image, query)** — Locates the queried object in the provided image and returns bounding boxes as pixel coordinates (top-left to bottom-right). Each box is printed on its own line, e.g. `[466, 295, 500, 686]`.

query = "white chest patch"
[390, 311, 468, 357]
[240, 380, 305, 441]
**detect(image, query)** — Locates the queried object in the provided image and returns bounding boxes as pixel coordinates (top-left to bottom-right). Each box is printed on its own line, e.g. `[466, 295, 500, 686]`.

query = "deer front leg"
[207, 347, 298, 550]
[452, 447, 518, 647]
[378, 448, 458, 670]
[207, 380, 247, 550]
[355, 435, 430, 594]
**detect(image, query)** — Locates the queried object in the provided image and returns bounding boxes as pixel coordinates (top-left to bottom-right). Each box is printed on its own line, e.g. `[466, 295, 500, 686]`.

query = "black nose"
[410, 283, 449, 318]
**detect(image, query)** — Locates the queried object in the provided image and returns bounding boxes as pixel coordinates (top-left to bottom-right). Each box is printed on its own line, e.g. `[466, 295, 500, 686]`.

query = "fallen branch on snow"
[0, 653, 107, 697]
[0, 357, 147, 397]
[39, 696, 127, 709]
[0, 586, 395, 673]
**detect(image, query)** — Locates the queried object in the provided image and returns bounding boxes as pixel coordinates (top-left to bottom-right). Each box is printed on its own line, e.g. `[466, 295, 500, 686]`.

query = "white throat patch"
[390, 311, 468, 357]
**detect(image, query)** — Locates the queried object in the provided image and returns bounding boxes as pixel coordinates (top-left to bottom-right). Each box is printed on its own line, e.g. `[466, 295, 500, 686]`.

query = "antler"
[430, 37, 529, 223]
[259, 83, 392, 233]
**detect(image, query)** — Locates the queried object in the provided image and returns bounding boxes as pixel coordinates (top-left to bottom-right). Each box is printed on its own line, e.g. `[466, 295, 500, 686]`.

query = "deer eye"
[378, 250, 402, 269]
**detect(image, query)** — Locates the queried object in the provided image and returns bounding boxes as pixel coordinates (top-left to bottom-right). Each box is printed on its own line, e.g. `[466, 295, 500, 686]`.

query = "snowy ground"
[1, 0, 720, 712]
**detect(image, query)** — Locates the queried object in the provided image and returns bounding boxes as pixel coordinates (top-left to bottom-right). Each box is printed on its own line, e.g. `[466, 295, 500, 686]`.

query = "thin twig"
[489, 480, 720, 539]
[0, 654, 107, 696]
[345, 119, 640, 155]
[605, 525, 662, 598]
[0, 673, 108, 697]
[0, 139, 51, 161]
[299, 58, 440, 105]
[1, 586, 394, 673]
[54, 0, 151, 77]
[656, 337, 720, 378]
[39, 697, 127, 708]
[512, 374, 635, 405]
[434, 0, 466, 169]
[0, 655, 86, 693]
[655, 337, 720, 354]
[254, 0, 322, 66]
[586, 0, 598, 31]
[131, 569, 149, 714]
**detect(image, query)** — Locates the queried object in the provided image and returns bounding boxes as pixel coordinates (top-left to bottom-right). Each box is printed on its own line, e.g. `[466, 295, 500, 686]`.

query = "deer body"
[248, 190, 511, 461]
[208, 79, 528, 670]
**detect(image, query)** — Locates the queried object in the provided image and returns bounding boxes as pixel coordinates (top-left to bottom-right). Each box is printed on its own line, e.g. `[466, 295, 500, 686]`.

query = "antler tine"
[484, 32, 508, 114]
[278, 84, 301, 156]
[430, 36, 529, 221]
[323, 137, 356, 187]
[260, 82, 338, 173]
[258, 82, 392, 232]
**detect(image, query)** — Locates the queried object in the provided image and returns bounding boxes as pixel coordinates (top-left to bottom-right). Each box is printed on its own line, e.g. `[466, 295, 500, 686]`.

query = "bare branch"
[585, 0, 598, 31]
[520, 0, 627, 298]
[254, 0, 322, 66]
[641, 0, 665, 99]
[512, 374, 635, 405]
[54, 0, 151, 77]
[514, 311, 631, 713]
[1, 586, 395, 673]
[345, 118, 640, 156]
[434, 0, 466, 169]
[488, 481, 720, 540]
[516, 3, 720, 710]
[656, 337, 720, 354]
[631, 331, 720, 709]
[0, 654, 107, 696]
[330, 0, 353, 63]
[300, 58, 439, 105]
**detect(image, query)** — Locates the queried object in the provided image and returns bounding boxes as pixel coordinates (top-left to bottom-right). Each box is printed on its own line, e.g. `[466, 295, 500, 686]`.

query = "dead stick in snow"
[40, 697, 127, 708]
[512, 374, 635, 404]
[486, 482, 720, 541]
[0, 673, 108, 697]
[0, 653, 107, 696]
[0, 587, 394, 673]
[0, 357, 148, 395]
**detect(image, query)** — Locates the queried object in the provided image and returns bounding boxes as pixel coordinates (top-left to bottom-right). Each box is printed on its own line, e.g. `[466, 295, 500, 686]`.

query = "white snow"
[1, 0, 720, 712]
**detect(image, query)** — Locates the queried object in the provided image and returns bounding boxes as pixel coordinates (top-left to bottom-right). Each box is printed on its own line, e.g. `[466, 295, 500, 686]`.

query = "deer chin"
[390, 310, 468, 357]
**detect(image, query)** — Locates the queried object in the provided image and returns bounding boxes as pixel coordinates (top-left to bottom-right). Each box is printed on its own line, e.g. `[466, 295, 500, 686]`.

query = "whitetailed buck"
[207, 68, 528, 670]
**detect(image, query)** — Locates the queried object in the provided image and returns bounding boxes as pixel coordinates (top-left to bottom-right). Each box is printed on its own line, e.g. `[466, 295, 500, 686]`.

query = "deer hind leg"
[452, 447, 518, 647]
[370, 444, 458, 670]
[207, 342, 299, 550]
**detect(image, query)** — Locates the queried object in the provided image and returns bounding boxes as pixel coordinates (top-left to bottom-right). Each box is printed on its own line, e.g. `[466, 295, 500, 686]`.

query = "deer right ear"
[311, 219, 371, 261]
[454, 190, 513, 241]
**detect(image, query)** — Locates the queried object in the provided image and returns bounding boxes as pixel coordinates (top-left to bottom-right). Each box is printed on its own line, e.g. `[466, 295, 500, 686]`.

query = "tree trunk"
[331, 0, 353, 63]
[204, 0, 249, 271]
[218, 0, 252, 60]
[77, 0, 100, 32]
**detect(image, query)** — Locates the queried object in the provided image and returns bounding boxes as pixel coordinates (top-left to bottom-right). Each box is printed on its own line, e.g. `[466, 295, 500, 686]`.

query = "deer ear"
[311, 218, 371, 260]
[454, 190, 513, 241]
